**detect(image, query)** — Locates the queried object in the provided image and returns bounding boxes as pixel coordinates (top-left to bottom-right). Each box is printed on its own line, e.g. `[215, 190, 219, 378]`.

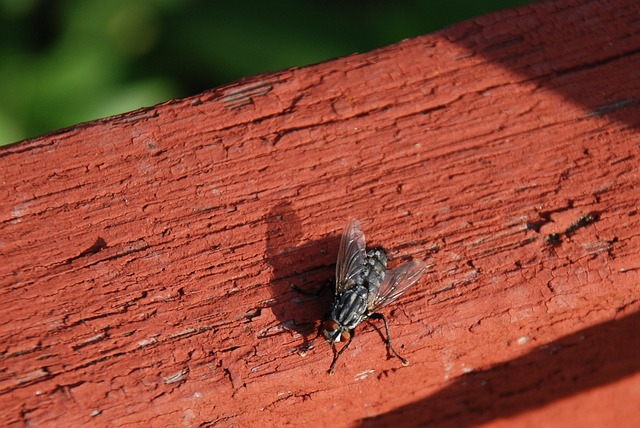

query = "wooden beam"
[1, 0, 639, 426]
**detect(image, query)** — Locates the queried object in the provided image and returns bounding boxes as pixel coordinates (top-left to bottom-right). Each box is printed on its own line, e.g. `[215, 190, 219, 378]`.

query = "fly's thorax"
[330, 285, 369, 331]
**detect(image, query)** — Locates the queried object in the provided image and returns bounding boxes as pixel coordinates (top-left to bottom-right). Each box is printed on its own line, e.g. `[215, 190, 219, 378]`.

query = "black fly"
[300, 219, 426, 374]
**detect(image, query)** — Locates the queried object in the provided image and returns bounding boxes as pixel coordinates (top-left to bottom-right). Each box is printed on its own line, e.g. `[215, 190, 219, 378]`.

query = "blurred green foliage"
[0, 0, 529, 146]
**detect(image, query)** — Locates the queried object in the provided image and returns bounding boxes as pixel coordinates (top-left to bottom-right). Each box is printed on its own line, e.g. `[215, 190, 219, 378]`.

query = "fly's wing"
[335, 219, 366, 295]
[368, 260, 426, 311]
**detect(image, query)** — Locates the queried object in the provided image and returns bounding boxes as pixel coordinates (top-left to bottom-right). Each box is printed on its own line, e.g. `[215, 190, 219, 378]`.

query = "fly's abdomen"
[361, 248, 387, 294]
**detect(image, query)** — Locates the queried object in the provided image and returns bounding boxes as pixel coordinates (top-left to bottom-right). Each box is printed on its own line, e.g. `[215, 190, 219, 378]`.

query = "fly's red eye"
[323, 320, 339, 332]
[340, 330, 351, 342]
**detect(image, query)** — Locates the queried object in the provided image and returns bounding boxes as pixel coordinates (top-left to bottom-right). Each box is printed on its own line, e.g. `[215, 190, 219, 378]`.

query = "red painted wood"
[1, 0, 640, 426]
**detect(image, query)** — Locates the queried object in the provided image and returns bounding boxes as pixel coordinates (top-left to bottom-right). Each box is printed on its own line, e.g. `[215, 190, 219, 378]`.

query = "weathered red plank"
[1, 0, 640, 426]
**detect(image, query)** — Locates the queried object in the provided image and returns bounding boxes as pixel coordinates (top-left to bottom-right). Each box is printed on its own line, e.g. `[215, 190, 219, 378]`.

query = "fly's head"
[322, 319, 351, 343]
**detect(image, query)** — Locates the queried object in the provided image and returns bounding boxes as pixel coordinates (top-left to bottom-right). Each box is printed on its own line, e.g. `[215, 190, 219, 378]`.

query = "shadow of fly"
[298, 219, 426, 374]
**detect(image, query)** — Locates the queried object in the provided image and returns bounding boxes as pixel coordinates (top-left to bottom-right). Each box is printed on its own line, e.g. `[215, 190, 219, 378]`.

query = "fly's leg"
[369, 313, 410, 366]
[298, 326, 323, 357]
[328, 331, 354, 375]
[290, 278, 335, 296]
[290, 284, 321, 296]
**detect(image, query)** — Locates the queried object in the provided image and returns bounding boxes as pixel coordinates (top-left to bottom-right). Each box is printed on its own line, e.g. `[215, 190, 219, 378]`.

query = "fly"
[300, 218, 426, 374]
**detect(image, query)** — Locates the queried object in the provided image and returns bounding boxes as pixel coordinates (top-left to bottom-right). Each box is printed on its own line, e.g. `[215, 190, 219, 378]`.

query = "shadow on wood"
[264, 203, 340, 345]
[448, 1, 640, 128]
[360, 310, 640, 427]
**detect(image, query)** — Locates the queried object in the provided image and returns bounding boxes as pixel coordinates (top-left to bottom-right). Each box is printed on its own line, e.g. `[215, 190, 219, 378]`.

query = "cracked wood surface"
[2, 0, 640, 426]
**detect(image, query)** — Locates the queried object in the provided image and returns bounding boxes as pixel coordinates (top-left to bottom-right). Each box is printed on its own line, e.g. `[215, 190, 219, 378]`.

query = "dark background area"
[0, 0, 529, 146]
